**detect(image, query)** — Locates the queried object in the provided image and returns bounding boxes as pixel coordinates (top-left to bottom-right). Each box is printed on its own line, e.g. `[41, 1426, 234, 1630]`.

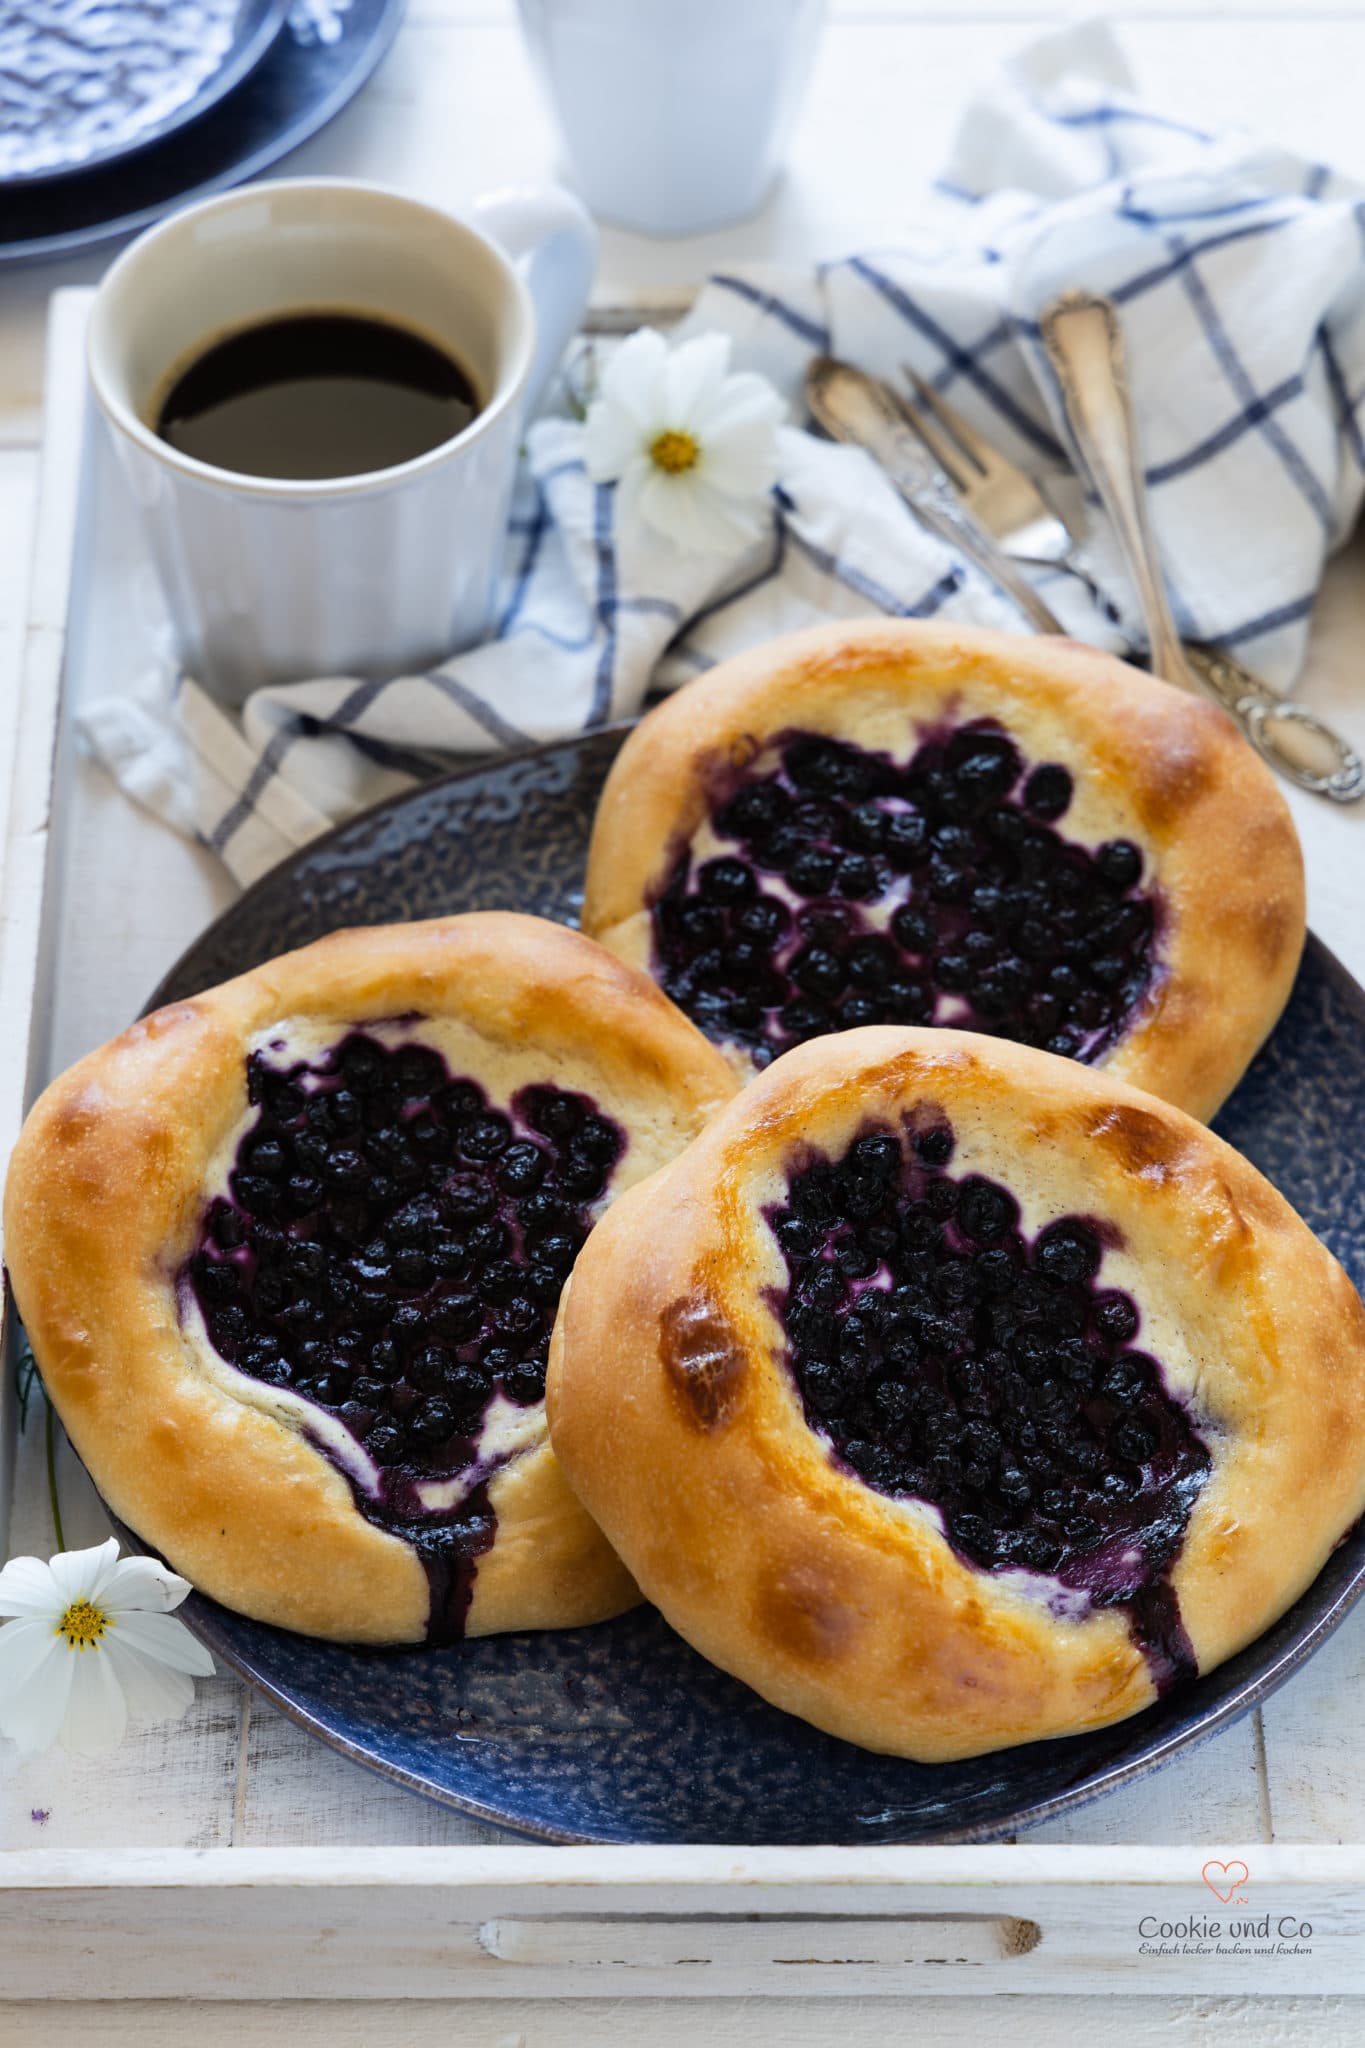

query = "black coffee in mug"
[154, 311, 482, 481]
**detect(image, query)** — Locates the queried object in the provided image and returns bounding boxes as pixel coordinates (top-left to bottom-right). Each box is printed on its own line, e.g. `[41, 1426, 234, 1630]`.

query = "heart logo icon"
[1202, 1859, 1250, 1903]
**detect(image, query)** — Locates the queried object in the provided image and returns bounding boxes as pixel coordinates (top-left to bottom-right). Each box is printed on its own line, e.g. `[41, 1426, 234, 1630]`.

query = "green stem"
[45, 1400, 66, 1554]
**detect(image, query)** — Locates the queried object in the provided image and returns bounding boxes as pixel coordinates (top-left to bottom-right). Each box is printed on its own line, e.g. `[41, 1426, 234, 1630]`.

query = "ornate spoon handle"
[1040, 290, 1364, 804]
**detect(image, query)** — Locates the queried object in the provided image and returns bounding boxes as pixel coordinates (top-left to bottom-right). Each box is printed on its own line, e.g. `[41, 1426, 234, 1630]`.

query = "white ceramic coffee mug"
[88, 178, 597, 704]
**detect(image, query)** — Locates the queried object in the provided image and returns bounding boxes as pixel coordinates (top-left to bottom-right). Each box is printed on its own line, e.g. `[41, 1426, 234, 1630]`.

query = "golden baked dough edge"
[547, 1026, 1365, 1760]
[581, 618, 1305, 1121]
[5, 913, 738, 1643]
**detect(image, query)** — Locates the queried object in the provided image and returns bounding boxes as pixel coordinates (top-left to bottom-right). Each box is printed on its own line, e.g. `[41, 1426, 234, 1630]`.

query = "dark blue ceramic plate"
[1, 0, 404, 264]
[1, 0, 290, 186]
[144, 730, 1365, 1844]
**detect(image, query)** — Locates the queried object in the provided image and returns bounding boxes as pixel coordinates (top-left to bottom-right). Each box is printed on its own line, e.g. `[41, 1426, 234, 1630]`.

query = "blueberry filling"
[184, 1031, 624, 1642]
[768, 1116, 1210, 1692]
[653, 724, 1157, 1067]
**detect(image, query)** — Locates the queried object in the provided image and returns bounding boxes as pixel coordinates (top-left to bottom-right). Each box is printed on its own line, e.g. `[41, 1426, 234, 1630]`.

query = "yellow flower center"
[649, 429, 701, 476]
[57, 1599, 110, 1652]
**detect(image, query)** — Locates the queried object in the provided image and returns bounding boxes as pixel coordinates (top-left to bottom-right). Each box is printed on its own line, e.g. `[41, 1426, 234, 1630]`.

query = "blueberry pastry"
[583, 620, 1304, 1120]
[548, 1026, 1365, 1759]
[4, 915, 736, 1645]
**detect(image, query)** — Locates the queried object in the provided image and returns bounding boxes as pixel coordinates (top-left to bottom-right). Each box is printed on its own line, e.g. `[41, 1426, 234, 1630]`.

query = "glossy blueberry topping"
[184, 1031, 625, 1641]
[654, 724, 1157, 1068]
[768, 1116, 1210, 1690]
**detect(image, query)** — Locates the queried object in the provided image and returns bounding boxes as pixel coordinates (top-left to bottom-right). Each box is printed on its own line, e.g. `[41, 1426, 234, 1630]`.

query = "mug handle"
[468, 184, 598, 416]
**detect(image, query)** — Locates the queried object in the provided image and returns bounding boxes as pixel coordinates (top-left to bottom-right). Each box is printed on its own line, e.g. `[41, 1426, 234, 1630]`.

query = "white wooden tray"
[4, 289, 1365, 2003]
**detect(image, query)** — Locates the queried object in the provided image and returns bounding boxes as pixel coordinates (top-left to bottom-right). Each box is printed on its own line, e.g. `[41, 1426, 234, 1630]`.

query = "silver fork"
[897, 364, 1093, 586]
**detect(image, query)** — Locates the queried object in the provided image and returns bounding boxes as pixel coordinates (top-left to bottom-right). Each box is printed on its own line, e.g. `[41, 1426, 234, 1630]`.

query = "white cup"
[516, 0, 827, 237]
[87, 177, 597, 705]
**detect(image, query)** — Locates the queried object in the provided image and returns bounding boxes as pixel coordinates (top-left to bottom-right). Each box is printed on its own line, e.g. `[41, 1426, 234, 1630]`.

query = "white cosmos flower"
[0, 1538, 215, 1758]
[583, 328, 785, 555]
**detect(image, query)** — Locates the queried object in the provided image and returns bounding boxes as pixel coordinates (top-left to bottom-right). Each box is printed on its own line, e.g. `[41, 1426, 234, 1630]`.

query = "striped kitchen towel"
[82, 18, 1365, 885]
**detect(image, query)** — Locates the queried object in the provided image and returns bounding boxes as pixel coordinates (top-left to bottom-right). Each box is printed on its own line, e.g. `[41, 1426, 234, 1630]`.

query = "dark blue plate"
[144, 730, 1365, 1844]
[2, 0, 290, 186]
[0, 0, 404, 264]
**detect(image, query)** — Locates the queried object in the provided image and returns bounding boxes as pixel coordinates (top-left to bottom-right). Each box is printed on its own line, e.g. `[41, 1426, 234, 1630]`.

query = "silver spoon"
[1039, 289, 1364, 804]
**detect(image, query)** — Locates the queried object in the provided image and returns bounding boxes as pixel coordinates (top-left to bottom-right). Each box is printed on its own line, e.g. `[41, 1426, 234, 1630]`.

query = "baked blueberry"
[1097, 839, 1143, 891]
[1022, 762, 1073, 820]
[956, 1178, 1016, 1245]
[791, 947, 845, 998]
[1095, 1290, 1140, 1344]
[789, 847, 839, 897]
[913, 1126, 954, 1168]
[700, 856, 756, 905]
[1034, 1220, 1102, 1285]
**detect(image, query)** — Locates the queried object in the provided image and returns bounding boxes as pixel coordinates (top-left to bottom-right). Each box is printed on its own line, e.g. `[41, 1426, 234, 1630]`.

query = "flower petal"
[45, 1539, 121, 1608]
[102, 1555, 193, 1617]
[109, 1609, 216, 1677]
[0, 1629, 74, 1754]
[611, 459, 651, 532]
[635, 468, 765, 556]
[633, 467, 708, 551]
[104, 1638, 198, 1727]
[697, 420, 785, 497]
[665, 333, 733, 431]
[695, 371, 786, 439]
[583, 401, 645, 484]
[598, 328, 671, 430]
[0, 1618, 65, 1700]
[0, 1554, 61, 1618]
[60, 1644, 128, 1758]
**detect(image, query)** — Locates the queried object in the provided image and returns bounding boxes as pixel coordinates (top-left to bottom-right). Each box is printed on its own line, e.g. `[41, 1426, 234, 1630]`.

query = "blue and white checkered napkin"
[83, 20, 1365, 886]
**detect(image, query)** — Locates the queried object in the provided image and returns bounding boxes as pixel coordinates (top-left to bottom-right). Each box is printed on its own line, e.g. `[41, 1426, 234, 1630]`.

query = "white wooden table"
[3, 2, 1365, 2040]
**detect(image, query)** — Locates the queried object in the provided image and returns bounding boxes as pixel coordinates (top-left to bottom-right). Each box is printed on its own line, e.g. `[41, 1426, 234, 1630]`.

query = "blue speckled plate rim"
[175, 1481, 1365, 1846]
[4, 0, 293, 190]
[136, 726, 1365, 1845]
[0, 0, 407, 264]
